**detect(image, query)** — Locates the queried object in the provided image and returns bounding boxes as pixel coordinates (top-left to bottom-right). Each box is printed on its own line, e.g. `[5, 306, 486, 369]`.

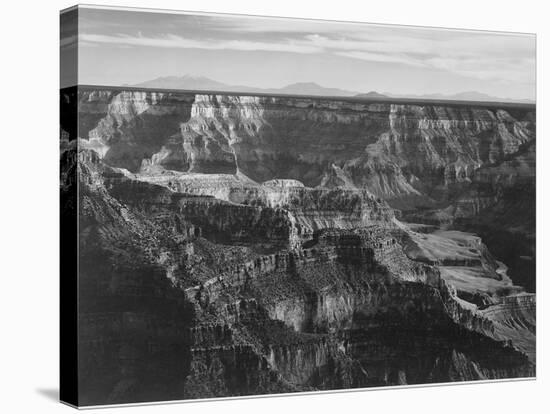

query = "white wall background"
[0, 0, 547, 412]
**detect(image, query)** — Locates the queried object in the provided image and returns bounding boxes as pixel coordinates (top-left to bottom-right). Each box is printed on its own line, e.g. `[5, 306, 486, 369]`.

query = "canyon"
[61, 86, 535, 405]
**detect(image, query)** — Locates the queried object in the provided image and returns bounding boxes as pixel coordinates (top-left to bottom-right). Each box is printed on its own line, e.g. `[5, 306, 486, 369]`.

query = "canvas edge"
[60, 3, 536, 36]
[74, 377, 536, 409]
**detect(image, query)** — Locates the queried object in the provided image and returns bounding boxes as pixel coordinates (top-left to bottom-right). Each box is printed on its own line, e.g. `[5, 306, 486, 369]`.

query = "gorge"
[61, 86, 536, 405]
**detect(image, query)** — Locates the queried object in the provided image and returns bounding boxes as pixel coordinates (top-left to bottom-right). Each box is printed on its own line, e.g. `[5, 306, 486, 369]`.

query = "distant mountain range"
[134, 76, 355, 97]
[133, 75, 534, 104]
[134, 75, 230, 91]
[379, 91, 534, 104]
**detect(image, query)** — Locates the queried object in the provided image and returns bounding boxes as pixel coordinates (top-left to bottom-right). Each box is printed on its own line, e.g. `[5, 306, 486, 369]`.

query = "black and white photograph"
[60, 4, 537, 407]
[1, 1, 548, 413]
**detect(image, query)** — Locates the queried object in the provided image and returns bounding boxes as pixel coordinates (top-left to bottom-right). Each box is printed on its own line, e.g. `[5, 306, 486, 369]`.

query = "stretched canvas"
[60, 4, 536, 408]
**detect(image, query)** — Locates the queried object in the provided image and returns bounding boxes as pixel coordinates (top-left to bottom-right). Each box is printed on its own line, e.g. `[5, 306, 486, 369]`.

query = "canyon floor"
[61, 86, 536, 406]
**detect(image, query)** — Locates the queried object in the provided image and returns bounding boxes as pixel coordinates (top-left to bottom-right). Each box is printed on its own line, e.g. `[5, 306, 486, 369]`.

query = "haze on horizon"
[63, 5, 536, 101]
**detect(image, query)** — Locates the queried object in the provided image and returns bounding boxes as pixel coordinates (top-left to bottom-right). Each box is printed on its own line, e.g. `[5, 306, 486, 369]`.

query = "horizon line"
[62, 83, 537, 109]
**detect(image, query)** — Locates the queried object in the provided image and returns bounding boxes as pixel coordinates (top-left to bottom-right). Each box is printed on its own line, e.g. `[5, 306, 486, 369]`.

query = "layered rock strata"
[62, 87, 536, 405]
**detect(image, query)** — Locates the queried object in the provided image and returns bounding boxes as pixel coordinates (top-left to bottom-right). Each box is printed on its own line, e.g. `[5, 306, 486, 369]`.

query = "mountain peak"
[355, 91, 388, 99]
[277, 82, 354, 96]
[134, 75, 228, 90]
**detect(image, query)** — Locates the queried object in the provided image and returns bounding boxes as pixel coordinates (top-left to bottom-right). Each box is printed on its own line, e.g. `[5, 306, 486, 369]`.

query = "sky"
[63, 5, 536, 100]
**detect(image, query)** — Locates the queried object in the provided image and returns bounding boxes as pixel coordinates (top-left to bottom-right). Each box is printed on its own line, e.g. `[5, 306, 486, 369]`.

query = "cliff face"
[67, 87, 536, 405]
[78, 91, 534, 194]
[78, 91, 195, 171]
[78, 89, 535, 286]
[77, 90, 535, 225]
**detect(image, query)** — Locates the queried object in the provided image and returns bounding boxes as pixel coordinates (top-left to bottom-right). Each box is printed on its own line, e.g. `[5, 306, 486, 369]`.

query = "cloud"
[335, 50, 427, 67]
[79, 33, 323, 54]
[423, 54, 535, 83]
[299, 32, 535, 83]
[78, 13, 535, 86]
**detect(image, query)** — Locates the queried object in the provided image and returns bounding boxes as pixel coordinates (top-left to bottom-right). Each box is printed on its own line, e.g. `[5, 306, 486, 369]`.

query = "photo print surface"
[60, 5, 536, 407]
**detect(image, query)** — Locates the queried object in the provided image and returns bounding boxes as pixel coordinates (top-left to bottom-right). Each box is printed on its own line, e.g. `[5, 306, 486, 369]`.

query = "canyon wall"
[63, 87, 536, 405]
[77, 88, 535, 289]
[77, 90, 534, 205]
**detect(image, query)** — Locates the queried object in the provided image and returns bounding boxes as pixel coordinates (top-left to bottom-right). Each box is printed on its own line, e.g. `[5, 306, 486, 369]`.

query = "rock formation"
[62, 87, 535, 405]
